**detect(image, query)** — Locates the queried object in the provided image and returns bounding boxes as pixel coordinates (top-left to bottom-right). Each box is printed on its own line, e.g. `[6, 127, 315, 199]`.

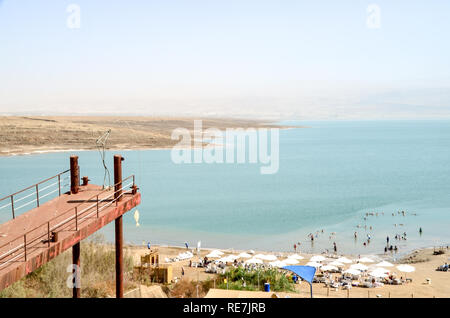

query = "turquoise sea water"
[1, 120, 449, 257]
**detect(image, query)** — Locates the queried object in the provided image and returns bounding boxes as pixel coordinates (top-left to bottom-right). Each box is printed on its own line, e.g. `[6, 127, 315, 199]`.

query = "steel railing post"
[11, 196, 15, 219]
[24, 235, 27, 261]
[75, 207, 78, 231]
[47, 222, 50, 247]
[36, 184, 39, 207]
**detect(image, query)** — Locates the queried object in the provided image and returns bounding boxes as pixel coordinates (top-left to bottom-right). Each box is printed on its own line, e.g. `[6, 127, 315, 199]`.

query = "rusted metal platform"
[0, 155, 141, 294]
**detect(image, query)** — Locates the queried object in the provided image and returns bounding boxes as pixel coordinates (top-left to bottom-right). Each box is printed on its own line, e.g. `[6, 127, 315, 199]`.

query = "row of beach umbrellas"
[205, 250, 305, 267]
[204, 250, 415, 277]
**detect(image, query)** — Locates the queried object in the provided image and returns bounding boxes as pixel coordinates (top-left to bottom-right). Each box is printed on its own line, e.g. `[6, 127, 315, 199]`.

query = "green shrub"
[217, 266, 295, 293]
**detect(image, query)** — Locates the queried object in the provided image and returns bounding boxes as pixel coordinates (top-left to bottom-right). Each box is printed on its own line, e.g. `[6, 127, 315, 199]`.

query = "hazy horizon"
[1, 0, 449, 120]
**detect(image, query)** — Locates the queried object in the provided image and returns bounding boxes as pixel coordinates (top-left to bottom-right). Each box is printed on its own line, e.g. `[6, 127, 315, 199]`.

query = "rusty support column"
[114, 155, 123, 201]
[70, 156, 79, 194]
[114, 154, 124, 298]
[115, 216, 123, 298]
[72, 242, 81, 298]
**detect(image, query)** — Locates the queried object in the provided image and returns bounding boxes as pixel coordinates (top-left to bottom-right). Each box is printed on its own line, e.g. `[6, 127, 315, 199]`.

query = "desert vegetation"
[0, 234, 135, 298]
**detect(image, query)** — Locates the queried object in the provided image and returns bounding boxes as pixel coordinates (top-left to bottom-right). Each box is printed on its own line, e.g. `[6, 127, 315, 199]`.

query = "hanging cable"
[96, 129, 112, 189]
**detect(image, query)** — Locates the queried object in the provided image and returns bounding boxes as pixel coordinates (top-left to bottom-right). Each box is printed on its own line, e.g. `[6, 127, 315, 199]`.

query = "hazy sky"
[1, 0, 449, 119]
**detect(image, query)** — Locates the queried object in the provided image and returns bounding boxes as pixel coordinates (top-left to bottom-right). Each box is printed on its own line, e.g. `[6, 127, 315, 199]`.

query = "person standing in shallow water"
[419, 227, 423, 235]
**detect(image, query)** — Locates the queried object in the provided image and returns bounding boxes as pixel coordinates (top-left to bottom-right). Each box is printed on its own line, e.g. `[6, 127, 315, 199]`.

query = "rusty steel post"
[115, 216, 123, 298]
[72, 242, 81, 298]
[70, 156, 79, 194]
[114, 155, 124, 201]
[82, 176, 89, 186]
[58, 174, 61, 196]
[114, 154, 124, 298]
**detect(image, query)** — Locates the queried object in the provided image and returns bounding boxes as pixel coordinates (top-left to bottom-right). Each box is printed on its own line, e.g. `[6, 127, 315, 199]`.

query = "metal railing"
[0, 170, 71, 220]
[0, 175, 136, 269]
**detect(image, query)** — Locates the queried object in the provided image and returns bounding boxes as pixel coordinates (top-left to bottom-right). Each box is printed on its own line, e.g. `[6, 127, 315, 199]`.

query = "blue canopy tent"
[282, 265, 317, 298]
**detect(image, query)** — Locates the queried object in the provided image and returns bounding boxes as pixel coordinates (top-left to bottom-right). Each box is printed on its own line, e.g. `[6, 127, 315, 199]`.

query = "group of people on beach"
[290, 209, 424, 255]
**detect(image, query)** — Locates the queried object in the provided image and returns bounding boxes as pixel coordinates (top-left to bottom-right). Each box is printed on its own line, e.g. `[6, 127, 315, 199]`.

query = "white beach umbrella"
[350, 263, 369, 271]
[372, 267, 390, 273]
[206, 251, 221, 258]
[396, 264, 415, 280]
[254, 254, 267, 259]
[343, 268, 361, 275]
[211, 250, 224, 256]
[288, 254, 304, 260]
[237, 252, 252, 259]
[337, 257, 353, 264]
[245, 258, 263, 264]
[283, 258, 300, 265]
[369, 269, 388, 278]
[328, 261, 344, 267]
[248, 250, 255, 255]
[358, 257, 375, 263]
[396, 264, 415, 273]
[261, 254, 278, 261]
[305, 261, 322, 268]
[321, 265, 338, 272]
[227, 254, 239, 260]
[376, 261, 394, 267]
[310, 255, 326, 262]
[269, 260, 287, 268]
[216, 256, 233, 263]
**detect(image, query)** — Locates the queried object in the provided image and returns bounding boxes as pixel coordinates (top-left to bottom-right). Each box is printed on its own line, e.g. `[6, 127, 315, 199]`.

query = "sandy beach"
[126, 244, 450, 298]
[0, 116, 293, 156]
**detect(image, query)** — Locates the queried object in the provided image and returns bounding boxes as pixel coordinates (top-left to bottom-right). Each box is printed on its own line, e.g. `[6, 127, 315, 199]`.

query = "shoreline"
[123, 242, 449, 263]
[0, 146, 175, 157]
[0, 115, 299, 157]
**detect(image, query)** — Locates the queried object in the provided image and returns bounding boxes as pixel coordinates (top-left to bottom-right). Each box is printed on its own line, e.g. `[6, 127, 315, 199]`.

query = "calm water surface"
[1, 120, 449, 258]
